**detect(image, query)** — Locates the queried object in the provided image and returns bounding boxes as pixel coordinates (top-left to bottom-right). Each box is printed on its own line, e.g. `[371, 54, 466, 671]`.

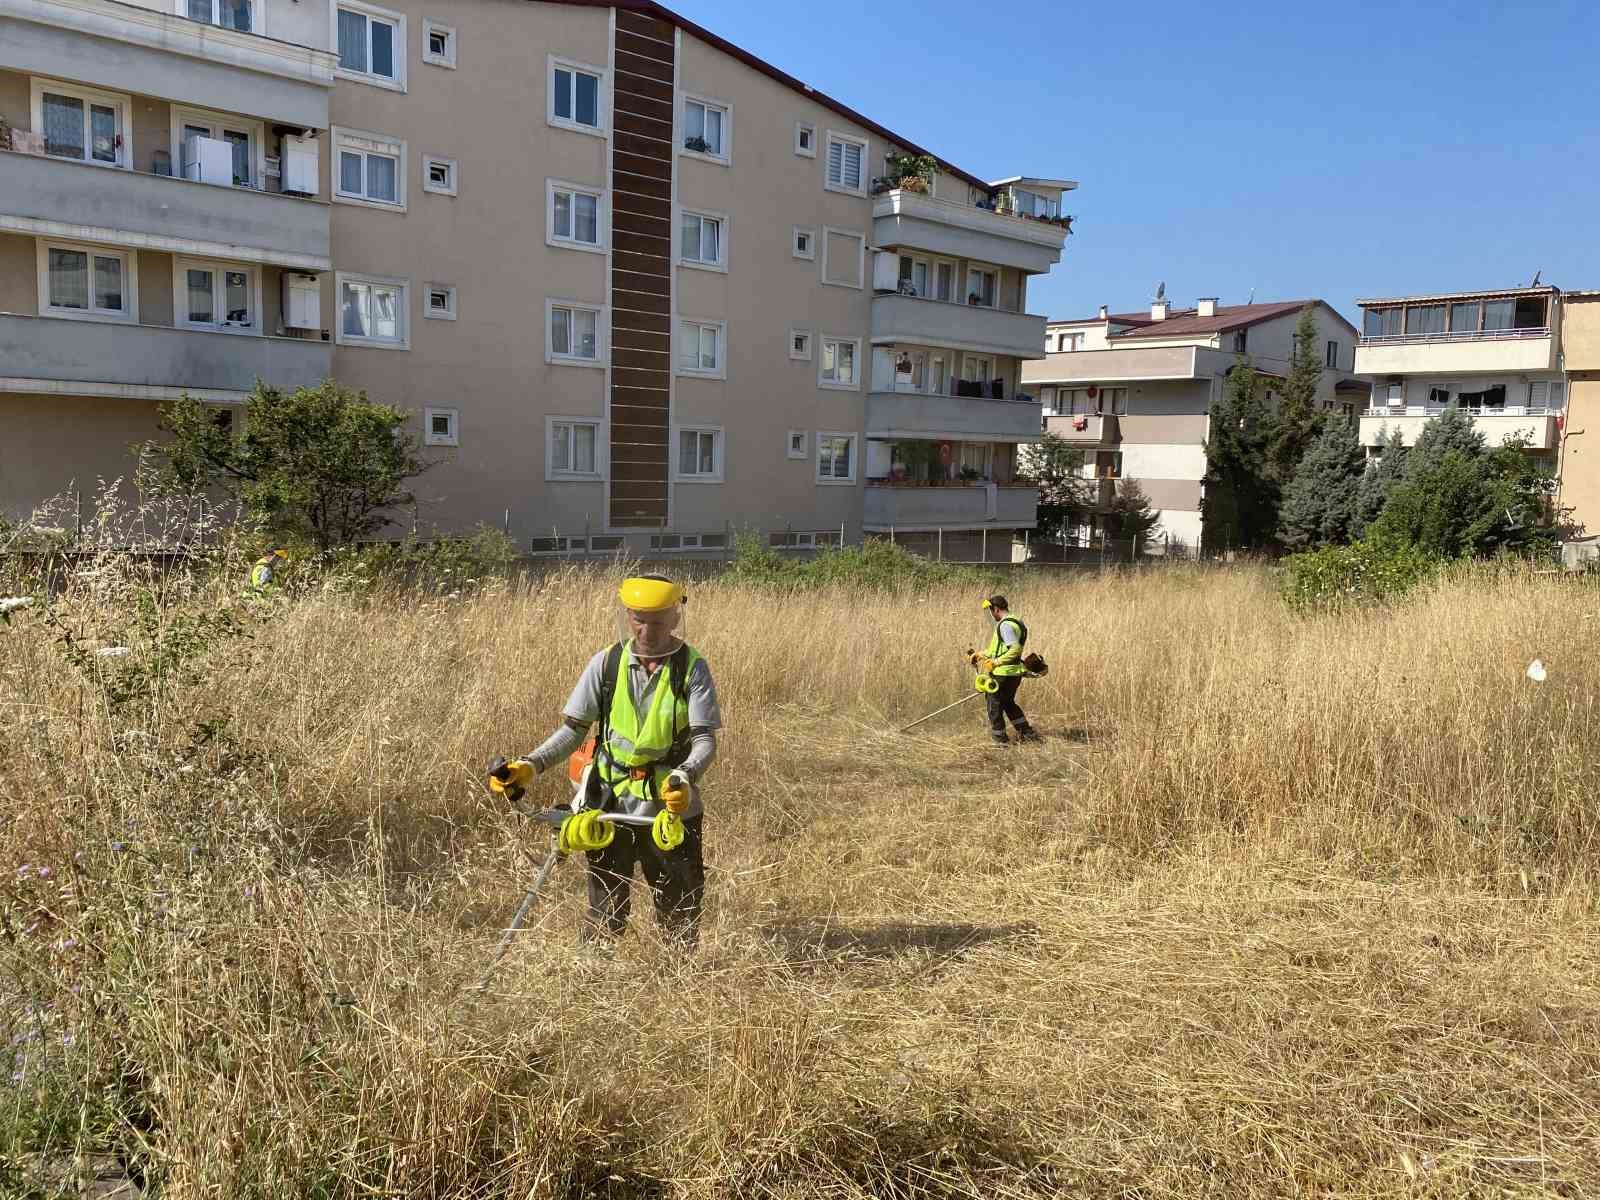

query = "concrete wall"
[0, 231, 35, 313]
[1562, 295, 1600, 368]
[1560, 377, 1600, 535]
[111, 0, 330, 50]
[1355, 334, 1558, 377]
[0, 390, 162, 519]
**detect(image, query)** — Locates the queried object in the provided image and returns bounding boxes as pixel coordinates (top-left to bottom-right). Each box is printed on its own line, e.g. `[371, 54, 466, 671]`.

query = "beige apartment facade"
[1556, 291, 1600, 536]
[1021, 297, 1362, 549]
[0, 0, 1068, 557]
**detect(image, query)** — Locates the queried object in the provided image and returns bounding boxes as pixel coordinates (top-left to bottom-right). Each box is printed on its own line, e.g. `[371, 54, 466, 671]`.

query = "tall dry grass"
[3, 558, 1599, 1197]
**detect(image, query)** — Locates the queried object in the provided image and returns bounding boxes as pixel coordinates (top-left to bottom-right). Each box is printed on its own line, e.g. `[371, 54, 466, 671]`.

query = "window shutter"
[827, 138, 843, 185]
[843, 142, 860, 187]
[1529, 381, 1548, 409]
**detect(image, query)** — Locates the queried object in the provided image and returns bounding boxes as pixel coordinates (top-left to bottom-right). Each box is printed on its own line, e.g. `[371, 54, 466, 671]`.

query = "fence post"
[725, 519, 733, 561]
[840, 521, 845, 549]
[890, 525, 895, 547]
[937, 527, 943, 561]
[1132, 533, 1138, 562]
[982, 527, 988, 564]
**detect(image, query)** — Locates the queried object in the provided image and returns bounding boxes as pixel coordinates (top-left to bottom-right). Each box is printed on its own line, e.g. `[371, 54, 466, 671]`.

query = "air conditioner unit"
[183, 135, 233, 185]
[282, 273, 321, 331]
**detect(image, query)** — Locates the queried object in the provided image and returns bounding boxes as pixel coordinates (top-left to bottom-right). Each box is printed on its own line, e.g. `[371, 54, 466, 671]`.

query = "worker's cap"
[618, 574, 686, 612]
[981, 595, 1008, 611]
[271, 548, 288, 559]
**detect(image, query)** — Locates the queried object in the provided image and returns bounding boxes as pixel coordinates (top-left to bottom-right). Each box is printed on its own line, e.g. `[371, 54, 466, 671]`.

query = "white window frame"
[546, 416, 605, 481]
[332, 126, 407, 211]
[173, 257, 262, 334]
[823, 130, 868, 197]
[963, 353, 995, 384]
[422, 155, 457, 197]
[424, 406, 458, 447]
[897, 253, 932, 298]
[792, 226, 816, 261]
[672, 424, 725, 484]
[966, 264, 999, 309]
[820, 227, 866, 290]
[818, 335, 862, 392]
[677, 317, 727, 380]
[649, 532, 728, 552]
[547, 54, 607, 137]
[176, 0, 260, 34]
[679, 207, 729, 273]
[36, 239, 138, 323]
[332, 1, 406, 92]
[794, 120, 816, 158]
[788, 328, 813, 361]
[786, 430, 808, 460]
[680, 92, 731, 166]
[29, 79, 132, 170]
[546, 179, 607, 254]
[545, 299, 607, 367]
[422, 18, 456, 68]
[334, 271, 409, 350]
[1325, 339, 1339, 369]
[816, 431, 858, 485]
[423, 283, 457, 321]
[931, 257, 958, 304]
[170, 107, 266, 189]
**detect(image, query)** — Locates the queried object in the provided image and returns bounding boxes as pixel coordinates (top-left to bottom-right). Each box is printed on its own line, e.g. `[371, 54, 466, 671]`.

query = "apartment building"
[1353, 286, 1566, 485]
[1020, 296, 1362, 549]
[0, 0, 1069, 559]
[1555, 291, 1598, 537]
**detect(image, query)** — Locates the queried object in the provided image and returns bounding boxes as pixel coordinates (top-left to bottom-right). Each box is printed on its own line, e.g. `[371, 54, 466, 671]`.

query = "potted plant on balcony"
[684, 135, 711, 153]
[883, 153, 937, 194]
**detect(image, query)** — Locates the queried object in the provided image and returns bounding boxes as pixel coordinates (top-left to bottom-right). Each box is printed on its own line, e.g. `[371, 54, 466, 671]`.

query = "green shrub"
[722, 534, 1002, 592]
[1279, 539, 1441, 612]
[314, 526, 520, 594]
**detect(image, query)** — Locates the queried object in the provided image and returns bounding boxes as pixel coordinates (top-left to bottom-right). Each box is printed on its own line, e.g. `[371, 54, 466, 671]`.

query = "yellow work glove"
[660, 769, 691, 815]
[964, 647, 979, 667]
[976, 656, 995, 675]
[487, 757, 536, 804]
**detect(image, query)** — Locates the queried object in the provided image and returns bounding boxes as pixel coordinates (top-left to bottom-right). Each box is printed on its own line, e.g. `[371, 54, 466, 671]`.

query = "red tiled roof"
[1109, 300, 1311, 341]
[1049, 310, 1155, 327]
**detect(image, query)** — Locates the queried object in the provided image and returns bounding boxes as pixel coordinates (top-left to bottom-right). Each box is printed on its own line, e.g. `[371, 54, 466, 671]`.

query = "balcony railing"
[1364, 404, 1560, 418]
[1359, 326, 1550, 346]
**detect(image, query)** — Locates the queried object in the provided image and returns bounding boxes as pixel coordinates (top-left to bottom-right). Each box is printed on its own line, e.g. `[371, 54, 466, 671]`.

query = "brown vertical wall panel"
[610, 9, 675, 528]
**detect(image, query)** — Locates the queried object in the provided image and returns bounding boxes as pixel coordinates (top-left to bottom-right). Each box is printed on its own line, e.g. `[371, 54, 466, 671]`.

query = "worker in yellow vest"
[249, 548, 287, 591]
[968, 595, 1042, 746]
[488, 574, 720, 948]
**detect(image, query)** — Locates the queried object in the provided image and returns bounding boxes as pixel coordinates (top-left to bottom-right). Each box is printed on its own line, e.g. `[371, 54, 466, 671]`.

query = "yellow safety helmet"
[271, 548, 288, 560]
[618, 574, 685, 612]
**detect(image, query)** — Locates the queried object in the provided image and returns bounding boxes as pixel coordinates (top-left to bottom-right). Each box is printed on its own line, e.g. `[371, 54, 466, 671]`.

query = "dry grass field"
[3, 557, 1599, 1197]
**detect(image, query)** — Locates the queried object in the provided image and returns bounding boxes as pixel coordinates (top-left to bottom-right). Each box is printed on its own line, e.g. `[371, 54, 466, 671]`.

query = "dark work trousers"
[583, 813, 705, 946]
[986, 675, 1038, 743]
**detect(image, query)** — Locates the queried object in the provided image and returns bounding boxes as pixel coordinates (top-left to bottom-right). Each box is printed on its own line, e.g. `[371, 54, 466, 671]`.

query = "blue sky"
[667, 0, 1600, 326]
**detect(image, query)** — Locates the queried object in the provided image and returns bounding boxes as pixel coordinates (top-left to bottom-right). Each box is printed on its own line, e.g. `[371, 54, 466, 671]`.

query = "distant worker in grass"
[967, 595, 1043, 746]
[488, 574, 720, 949]
[249, 548, 287, 592]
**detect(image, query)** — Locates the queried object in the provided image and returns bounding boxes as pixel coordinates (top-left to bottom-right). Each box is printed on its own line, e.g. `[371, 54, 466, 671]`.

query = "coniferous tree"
[1352, 425, 1407, 537]
[1024, 431, 1090, 541]
[1202, 357, 1279, 552]
[1104, 477, 1162, 542]
[1404, 404, 1486, 477]
[1277, 414, 1364, 548]
[1266, 304, 1325, 488]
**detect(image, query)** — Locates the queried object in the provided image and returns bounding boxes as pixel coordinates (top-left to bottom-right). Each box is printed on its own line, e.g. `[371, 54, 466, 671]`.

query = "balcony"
[1044, 412, 1120, 446]
[0, 150, 330, 270]
[0, 312, 332, 398]
[1356, 406, 1558, 452]
[872, 293, 1047, 360]
[1355, 329, 1557, 376]
[867, 388, 1042, 442]
[872, 189, 1065, 274]
[863, 482, 1039, 532]
[0, 0, 335, 128]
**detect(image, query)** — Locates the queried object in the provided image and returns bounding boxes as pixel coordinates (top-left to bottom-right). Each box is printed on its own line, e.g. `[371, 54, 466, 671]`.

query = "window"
[336, 273, 408, 349]
[176, 259, 256, 331]
[1058, 332, 1084, 352]
[1364, 307, 1403, 338]
[1011, 187, 1059, 219]
[824, 131, 867, 195]
[794, 121, 815, 158]
[680, 209, 727, 270]
[650, 533, 727, 551]
[931, 260, 957, 303]
[174, 110, 261, 187]
[817, 433, 857, 483]
[32, 81, 130, 168]
[792, 226, 815, 260]
[38, 242, 134, 321]
[184, 0, 254, 32]
[547, 301, 604, 365]
[769, 529, 842, 549]
[821, 228, 865, 289]
[335, 2, 404, 90]
[1404, 305, 1445, 336]
[549, 56, 604, 134]
[1232, 329, 1248, 353]
[530, 536, 589, 555]
[422, 19, 456, 68]
[424, 407, 458, 446]
[548, 418, 602, 479]
[675, 428, 723, 482]
[966, 267, 997, 307]
[334, 128, 405, 208]
[422, 155, 457, 196]
[963, 354, 994, 385]
[1386, 382, 1404, 405]
[678, 319, 725, 378]
[682, 95, 730, 163]
[1325, 339, 1339, 369]
[789, 329, 812, 361]
[424, 284, 456, 320]
[819, 336, 860, 390]
[547, 181, 604, 252]
[898, 255, 930, 298]
[787, 431, 808, 460]
[1449, 301, 1481, 334]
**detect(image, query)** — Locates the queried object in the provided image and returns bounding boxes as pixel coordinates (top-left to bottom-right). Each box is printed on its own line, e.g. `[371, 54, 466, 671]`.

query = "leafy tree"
[1278, 415, 1364, 548]
[1368, 434, 1554, 560]
[142, 381, 430, 550]
[1202, 357, 1279, 552]
[1022, 431, 1089, 541]
[1352, 425, 1406, 537]
[1104, 478, 1162, 542]
[1266, 304, 1324, 487]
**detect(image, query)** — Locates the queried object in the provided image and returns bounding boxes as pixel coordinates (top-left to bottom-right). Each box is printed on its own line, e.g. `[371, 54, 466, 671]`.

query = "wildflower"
[36, 867, 51, 880]
[1527, 659, 1547, 683]
[15, 865, 29, 877]
[96, 646, 131, 659]
[109, 841, 127, 853]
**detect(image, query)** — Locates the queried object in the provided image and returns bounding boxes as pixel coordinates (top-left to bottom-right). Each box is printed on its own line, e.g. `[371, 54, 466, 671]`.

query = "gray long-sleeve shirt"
[526, 644, 720, 814]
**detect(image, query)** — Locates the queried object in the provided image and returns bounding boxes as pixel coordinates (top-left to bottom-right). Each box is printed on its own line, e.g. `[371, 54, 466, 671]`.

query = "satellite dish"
[1155, 281, 1166, 301]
